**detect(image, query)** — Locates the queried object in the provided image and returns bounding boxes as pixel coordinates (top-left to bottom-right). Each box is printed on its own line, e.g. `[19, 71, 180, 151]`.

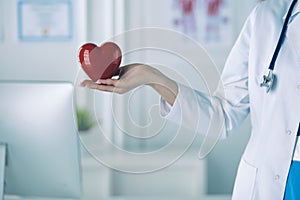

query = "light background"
[0, 0, 257, 197]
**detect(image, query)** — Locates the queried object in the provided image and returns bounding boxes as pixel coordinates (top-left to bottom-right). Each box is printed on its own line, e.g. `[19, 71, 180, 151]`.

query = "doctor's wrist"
[145, 67, 178, 106]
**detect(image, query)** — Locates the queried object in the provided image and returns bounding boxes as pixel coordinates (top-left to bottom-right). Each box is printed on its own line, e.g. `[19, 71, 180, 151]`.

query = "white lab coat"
[160, 0, 300, 199]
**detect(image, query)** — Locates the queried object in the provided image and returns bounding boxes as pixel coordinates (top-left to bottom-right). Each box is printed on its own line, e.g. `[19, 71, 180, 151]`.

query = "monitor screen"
[0, 81, 82, 199]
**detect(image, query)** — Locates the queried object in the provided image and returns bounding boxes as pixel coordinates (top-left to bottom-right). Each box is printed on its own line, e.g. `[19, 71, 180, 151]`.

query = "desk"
[5, 195, 231, 200]
[4, 146, 229, 200]
[81, 149, 207, 198]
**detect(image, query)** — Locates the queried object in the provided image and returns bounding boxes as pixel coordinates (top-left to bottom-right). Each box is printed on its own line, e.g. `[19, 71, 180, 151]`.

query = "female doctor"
[81, 0, 300, 199]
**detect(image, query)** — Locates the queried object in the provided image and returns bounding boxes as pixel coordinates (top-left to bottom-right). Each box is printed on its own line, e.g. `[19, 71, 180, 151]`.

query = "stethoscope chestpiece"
[259, 0, 298, 94]
[260, 70, 275, 93]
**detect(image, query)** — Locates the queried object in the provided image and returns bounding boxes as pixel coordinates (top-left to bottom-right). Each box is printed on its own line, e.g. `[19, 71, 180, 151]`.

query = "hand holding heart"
[80, 64, 154, 94]
[78, 42, 122, 81]
[79, 42, 178, 105]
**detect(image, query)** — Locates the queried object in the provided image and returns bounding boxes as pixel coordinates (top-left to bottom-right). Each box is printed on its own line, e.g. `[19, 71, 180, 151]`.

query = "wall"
[0, 0, 257, 196]
[0, 0, 86, 82]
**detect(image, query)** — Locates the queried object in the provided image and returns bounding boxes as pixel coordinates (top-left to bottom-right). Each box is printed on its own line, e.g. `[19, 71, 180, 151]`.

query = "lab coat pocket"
[232, 158, 257, 200]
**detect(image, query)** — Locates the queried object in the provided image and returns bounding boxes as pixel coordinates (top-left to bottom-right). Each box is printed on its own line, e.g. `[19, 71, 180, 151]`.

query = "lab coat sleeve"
[160, 6, 256, 138]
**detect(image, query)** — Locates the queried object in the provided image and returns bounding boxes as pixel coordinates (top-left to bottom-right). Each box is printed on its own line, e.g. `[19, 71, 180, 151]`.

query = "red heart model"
[78, 42, 122, 81]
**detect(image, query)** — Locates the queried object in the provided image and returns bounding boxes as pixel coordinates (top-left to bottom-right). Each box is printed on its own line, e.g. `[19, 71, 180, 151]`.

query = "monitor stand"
[0, 143, 6, 200]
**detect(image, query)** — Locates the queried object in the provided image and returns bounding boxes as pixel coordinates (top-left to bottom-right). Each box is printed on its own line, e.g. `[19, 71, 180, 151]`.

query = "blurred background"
[0, 0, 258, 199]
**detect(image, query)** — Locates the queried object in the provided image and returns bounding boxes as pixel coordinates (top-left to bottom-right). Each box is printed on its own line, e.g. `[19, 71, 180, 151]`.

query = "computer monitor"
[0, 81, 82, 199]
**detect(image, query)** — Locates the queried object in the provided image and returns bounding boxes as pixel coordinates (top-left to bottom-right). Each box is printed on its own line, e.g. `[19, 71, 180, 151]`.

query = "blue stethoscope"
[260, 0, 298, 93]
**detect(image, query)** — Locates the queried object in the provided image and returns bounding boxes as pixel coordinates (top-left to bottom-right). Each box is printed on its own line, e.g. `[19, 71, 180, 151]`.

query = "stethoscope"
[260, 0, 298, 93]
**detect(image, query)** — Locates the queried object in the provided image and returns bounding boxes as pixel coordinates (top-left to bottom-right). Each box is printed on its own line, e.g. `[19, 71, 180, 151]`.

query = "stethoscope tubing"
[268, 0, 298, 71]
[260, 0, 298, 93]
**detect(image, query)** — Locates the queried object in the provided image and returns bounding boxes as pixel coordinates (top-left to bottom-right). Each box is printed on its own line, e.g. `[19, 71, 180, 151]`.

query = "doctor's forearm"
[146, 68, 178, 106]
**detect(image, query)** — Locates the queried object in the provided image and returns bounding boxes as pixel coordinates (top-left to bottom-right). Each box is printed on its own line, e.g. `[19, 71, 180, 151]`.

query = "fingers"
[92, 84, 116, 92]
[80, 79, 118, 86]
[80, 79, 120, 93]
[97, 79, 118, 85]
[80, 80, 94, 87]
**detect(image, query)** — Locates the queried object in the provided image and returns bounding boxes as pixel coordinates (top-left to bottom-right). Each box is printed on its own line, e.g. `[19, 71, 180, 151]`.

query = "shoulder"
[254, 0, 290, 22]
[242, 0, 291, 37]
